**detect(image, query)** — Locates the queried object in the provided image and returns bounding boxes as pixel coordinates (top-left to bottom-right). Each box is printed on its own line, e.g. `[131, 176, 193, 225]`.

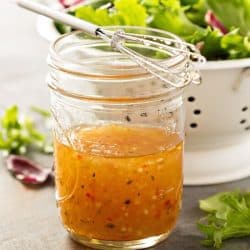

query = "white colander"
[184, 58, 250, 185]
[37, 17, 250, 185]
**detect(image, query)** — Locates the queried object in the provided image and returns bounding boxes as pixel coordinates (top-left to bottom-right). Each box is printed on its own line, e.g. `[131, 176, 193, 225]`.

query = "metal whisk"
[17, 0, 205, 88]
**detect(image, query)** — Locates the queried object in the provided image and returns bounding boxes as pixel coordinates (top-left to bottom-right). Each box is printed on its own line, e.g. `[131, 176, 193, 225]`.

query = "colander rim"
[197, 58, 250, 70]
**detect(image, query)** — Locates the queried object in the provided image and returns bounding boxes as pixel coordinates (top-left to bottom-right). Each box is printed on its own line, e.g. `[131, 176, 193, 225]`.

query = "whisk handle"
[16, 0, 100, 36]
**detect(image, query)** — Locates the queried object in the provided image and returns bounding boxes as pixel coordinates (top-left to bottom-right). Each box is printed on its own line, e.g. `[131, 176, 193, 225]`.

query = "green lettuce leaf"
[55, 0, 250, 60]
[146, 0, 203, 38]
[76, 5, 114, 25]
[198, 191, 250, 248]
[0, 106, 52, 155]
[185, 27, 228, 60]
[206, 0, 250, 36]
[199, 191, 229, 213]
[187, 27, 250, 60]
[75, 0, 147, 26]
[221, 29, 250, 59]
[181, 0, 208, 27]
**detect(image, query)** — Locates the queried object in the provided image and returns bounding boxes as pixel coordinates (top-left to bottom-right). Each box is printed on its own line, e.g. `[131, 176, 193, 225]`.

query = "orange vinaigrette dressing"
[54, 124, 183, 241]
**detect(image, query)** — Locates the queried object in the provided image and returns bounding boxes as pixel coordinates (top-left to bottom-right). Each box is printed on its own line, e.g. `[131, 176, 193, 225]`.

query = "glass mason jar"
[48, 27, 189, 249]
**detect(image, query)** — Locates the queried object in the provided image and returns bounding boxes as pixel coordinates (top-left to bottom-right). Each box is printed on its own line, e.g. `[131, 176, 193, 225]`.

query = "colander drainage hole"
[190, 123, 198, 128]
[188, 96, 195, 102]
[242, 106, 248, 112]
[193, 109, 201, 115]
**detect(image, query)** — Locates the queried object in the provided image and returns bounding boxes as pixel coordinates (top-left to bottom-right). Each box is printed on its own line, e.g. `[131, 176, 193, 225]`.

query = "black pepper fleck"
[125, 115, 131, 122]
[124, 199, 131, 205]
[92, 172, 96, 178]
[81, 185, 85, 189]
[151, 175, 155, 181]
[137, 192, 141, 196]
[126, 180, 133, 185]
[106, 223, 115, 229]
[80, 219, 89, 224]
[80, 219, 94, 224]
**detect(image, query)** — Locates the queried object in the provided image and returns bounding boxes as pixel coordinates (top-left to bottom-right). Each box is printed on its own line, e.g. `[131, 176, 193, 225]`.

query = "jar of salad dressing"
[47, 27, 195, 249]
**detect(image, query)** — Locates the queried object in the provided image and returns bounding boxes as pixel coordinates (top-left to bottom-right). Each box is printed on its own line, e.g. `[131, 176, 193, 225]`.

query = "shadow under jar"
[47, 27, 187, 249]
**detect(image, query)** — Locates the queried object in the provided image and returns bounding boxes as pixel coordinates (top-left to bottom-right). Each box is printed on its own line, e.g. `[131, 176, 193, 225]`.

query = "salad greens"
[30, 106, 51, 118]
[198, 191, 250, 248]
[145, 0, 203, 38]
[206, 0, 250, 36]
[181, 0, 208, 27]
[76, 0, 147, 26]
[55, 0, 250, 60]
[0, 105, 52, 156]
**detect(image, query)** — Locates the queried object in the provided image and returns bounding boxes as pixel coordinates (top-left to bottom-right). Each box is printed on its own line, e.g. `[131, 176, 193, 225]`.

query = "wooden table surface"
[0, 2, 249, 250]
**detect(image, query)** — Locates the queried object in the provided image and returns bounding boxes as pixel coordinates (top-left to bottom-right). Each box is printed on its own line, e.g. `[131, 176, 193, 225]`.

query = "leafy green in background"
[198, 191, 250, 248]
[0, 106, 52, 155]
[75, 0, 147, 26]
[55, 0, 250, 60]
[202, 0, 250, 59]
[181, 0, 208, 27]
[206, 0, 250, 36]
[144, 0, 204, 38]
[221, 29, 250, 59]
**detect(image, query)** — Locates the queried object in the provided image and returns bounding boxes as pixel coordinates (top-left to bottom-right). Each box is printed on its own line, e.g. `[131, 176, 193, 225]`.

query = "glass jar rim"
[48, 26, 188, 81]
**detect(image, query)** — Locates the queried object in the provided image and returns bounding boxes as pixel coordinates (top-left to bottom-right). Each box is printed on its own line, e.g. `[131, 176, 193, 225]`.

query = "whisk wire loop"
[17, 0, 206, 88]
[105, 29, 203, 88]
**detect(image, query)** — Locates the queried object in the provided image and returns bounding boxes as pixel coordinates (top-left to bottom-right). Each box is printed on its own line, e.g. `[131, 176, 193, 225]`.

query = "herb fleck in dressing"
[55, 124, 183, 241]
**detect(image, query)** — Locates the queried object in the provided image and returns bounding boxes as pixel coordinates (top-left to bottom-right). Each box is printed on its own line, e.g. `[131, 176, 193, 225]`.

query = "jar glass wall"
[48, 27, 186, 249]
